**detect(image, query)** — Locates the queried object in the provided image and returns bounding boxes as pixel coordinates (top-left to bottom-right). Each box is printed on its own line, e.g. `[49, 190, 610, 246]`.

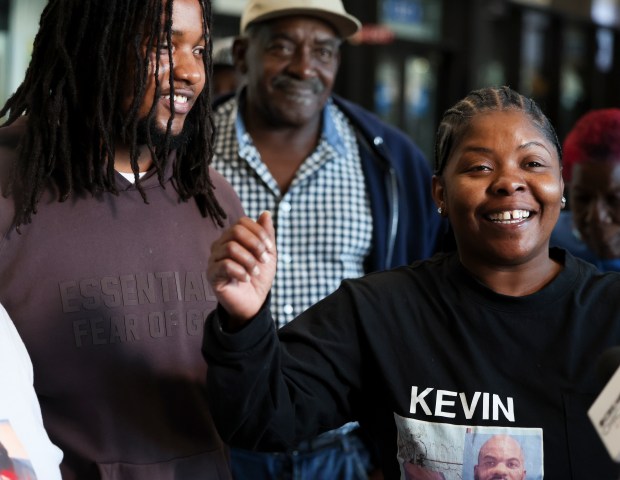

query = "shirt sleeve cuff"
[205, 296, 275, 353]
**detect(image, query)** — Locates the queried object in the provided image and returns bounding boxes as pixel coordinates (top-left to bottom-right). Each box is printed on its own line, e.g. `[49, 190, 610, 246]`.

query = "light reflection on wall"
[519, 11, 549, 99]
[374, 58, 400, 126]
[591, 0, 620, 27]
[404, 56, 436, 162]
[1, 0, 46, 112]
[0, 33, 6, 111]
[596, 28, 615, 72]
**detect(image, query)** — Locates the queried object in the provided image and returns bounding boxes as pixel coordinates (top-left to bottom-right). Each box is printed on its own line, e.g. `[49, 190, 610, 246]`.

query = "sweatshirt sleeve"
[202, 285, 364, 451]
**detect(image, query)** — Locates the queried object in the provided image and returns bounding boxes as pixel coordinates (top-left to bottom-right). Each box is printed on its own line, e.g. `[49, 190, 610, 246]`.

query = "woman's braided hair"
[434, 86, 562, 175]
[0, 0, 226, 227]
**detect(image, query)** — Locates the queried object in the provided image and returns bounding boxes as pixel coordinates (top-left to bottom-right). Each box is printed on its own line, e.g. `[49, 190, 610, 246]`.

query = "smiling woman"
[203, 86, 620, 479]
[431, 87, 565, 295]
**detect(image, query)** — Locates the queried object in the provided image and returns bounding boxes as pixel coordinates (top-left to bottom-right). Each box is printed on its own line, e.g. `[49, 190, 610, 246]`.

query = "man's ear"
[232, 37, 249, 74]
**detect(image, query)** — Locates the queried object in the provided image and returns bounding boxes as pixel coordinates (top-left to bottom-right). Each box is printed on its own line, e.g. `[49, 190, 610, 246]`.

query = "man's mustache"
[272, 75, 324, 94]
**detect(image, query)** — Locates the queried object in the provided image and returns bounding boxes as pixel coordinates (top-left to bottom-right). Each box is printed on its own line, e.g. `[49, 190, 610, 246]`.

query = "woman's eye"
[526, 160, 544, 168]
[467, 165, 491, 172]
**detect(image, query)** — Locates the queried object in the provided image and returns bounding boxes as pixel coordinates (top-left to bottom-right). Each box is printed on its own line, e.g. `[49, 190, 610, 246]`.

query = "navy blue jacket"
[213, 93, 446, 272]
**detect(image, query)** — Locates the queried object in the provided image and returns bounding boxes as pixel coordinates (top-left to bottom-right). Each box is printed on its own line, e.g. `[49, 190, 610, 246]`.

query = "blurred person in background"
[212, 36, 242, 99]
[551, 108, 620, 270]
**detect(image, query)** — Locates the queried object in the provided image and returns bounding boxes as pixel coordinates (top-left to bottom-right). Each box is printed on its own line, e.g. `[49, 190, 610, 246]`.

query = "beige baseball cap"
[240, 0, 361, 39]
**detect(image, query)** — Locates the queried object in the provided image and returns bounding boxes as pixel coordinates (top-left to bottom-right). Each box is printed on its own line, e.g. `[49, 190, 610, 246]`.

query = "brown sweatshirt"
[0, 120, 243, 479]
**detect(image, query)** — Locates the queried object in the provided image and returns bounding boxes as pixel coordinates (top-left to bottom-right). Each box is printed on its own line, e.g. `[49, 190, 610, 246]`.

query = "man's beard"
[135, 115, 193, 153]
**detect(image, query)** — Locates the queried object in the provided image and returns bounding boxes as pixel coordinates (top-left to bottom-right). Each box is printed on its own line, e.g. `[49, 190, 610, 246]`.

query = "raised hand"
[207, 211, 277, 329]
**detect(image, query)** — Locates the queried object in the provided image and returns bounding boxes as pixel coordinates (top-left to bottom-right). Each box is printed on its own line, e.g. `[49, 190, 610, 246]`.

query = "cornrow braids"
[0, 0, 226, 228]
[434, 86, 562, 176]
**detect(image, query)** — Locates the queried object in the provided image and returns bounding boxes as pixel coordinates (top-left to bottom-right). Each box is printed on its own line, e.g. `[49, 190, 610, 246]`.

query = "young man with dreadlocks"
[0, 0, 243, 478]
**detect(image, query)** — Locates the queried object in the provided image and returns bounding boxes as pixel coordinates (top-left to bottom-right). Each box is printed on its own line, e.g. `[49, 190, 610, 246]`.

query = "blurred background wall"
[0, 0, 46, 114]
[1, 0, 619, 163]
[212, 0, 620, 162]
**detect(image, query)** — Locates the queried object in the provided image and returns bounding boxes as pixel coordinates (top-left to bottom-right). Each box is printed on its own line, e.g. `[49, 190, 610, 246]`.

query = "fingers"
[209, 212, 276, 283]
[207, 212, 277, 321]
[257, 211, 275, 251]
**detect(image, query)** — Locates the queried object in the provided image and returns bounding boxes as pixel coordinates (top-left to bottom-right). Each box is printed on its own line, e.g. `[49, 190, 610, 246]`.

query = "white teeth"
[163, 95, 189, 103]
[488, 210, 530, 222]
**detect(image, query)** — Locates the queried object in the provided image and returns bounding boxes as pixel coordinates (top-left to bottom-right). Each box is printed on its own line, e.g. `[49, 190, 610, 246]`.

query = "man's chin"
[136, 118, 191, 152]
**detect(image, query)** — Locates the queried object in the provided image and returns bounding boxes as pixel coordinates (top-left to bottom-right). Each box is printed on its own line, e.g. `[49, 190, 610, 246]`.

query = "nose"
[491, 169, 526, 196]
[286, 46, 316, 79]
[489, 463, 509, 477]
[173, 51, 203, 85]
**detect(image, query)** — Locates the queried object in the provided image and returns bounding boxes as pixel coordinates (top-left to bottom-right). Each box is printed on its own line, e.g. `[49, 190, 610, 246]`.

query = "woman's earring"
[437, 207, 443, 214]
[561, 196, 566, 209]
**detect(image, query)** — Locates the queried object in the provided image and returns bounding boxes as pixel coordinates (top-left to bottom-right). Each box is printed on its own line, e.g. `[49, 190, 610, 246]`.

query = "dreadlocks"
[434, 86, 562, 176]
[0, 0, 226, 227]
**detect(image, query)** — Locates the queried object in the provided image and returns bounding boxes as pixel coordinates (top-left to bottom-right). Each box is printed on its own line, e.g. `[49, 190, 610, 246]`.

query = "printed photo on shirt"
[462, 427, 543, 480]
[0, 420, 37, 479]
[395, 413, 543, 480]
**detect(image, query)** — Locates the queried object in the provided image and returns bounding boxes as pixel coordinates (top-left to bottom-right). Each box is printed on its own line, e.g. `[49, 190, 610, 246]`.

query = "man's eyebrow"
[315, 36, 342, 46]
[170, 28, 201, 37]
[268, 32, 294, 42]
[166, 29, 206, 43]
[268, 32, 341, 47]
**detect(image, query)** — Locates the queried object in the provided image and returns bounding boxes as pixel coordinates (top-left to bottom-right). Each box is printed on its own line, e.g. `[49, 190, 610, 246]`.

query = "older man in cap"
[210, 0, 444, 478]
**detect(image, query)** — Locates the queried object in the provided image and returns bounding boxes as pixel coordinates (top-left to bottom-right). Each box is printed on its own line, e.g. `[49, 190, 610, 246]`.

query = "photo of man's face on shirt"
[395, 414, 543, 480]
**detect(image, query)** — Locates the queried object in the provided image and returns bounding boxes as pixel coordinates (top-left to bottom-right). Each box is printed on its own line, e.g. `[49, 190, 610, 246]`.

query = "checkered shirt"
[213, 96, 373, 327]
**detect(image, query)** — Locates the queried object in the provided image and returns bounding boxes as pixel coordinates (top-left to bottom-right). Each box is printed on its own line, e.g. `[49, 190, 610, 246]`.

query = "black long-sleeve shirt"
[204, 249, 620, 479]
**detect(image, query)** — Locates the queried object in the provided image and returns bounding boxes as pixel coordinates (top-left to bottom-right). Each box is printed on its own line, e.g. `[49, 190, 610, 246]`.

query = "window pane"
[378, 0, 443, 41]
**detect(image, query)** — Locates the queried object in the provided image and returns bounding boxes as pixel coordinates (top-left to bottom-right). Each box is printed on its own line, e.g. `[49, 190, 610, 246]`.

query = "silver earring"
[561, 196, 566, 208]
[437, 207, 442, 214]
